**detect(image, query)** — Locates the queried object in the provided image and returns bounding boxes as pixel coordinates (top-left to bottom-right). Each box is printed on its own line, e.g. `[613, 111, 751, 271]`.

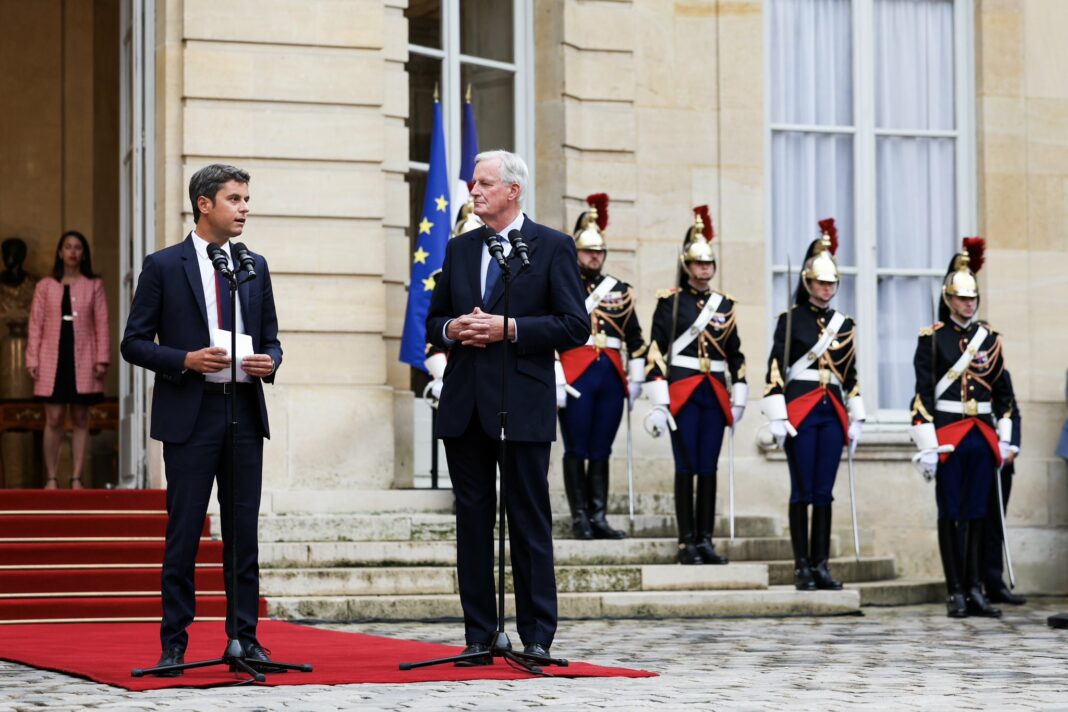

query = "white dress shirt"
[191, 231, 250, 383]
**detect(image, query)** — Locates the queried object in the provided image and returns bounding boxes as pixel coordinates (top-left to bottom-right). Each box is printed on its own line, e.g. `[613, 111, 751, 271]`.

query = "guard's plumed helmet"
[573, 193, 609, 252]
[802, 218, 840, 285]
[942, 237, 984, 300]
[453, 191, 483, 237]
[681, 205, 715, 264]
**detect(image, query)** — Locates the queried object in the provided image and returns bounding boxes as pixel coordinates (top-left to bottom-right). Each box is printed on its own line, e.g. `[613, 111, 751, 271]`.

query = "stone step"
[251, 513, 782, 543]
[267, 586, 860, 621]
[260, 563, 768, 597]
[852, 578, 945, 607]
[765, 557, 897, 585]
[260, 536, 839, 569]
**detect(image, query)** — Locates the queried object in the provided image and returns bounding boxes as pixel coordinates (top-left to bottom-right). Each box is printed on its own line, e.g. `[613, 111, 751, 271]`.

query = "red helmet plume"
[693, 205, 714, 241]
[962, 237, 985, 273]
[586, 193, 609, 231]
[818, 218, 839, 255]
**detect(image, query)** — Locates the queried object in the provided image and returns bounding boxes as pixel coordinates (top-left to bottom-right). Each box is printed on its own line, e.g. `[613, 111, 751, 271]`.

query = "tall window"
[405, 0, 534, 240]
[767, 0, 975, 418]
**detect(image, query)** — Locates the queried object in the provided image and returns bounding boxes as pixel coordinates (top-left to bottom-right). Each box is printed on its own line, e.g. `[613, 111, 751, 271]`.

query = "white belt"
[585, 335, 622, 350]
[936, 399, 991, 415]
[671, 355, 727, 373]
[790, 370, 842, 387]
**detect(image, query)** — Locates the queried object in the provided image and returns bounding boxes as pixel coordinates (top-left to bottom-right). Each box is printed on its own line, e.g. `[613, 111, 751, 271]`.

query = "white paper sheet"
[210, 329, 255, 380]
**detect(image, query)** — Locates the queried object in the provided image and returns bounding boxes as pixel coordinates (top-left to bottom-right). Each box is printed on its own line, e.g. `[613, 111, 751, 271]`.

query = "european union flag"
[400, 99, 450, 371]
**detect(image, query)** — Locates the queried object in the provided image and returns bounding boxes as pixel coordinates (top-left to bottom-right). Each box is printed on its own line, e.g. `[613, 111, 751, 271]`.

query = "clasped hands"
[447, 307, 515, 347]
[184, 347, 274, 378]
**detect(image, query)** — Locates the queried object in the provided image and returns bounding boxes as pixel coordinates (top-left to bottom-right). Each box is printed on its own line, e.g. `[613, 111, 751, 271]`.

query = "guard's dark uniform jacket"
[559, 273, 645, 387]
[765, 302, 860, 436]
[911, 319, 1013, 464]
[647, 285, 745, 423]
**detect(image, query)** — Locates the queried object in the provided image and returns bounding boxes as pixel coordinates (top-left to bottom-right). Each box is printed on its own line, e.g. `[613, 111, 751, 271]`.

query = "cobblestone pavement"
[2, 600, 1066, 711]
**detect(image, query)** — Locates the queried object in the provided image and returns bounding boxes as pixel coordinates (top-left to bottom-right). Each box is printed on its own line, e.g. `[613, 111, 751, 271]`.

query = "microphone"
[231, 242, 257, 279]
[507, 229, 530, 269]
[484, 231, 508, 270]
[205, 243, 232, 278]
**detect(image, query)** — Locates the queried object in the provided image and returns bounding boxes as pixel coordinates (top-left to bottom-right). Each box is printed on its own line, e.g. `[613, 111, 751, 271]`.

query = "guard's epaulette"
[918, 321, 944, 337]
[656, 287, 680, 299]
[714, 289, 737, 304]
[776, 305, 797, 318]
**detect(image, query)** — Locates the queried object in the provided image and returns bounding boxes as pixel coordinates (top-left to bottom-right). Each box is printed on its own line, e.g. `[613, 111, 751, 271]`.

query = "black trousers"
[443, 414, 557, 648]
[160, 389, 263, 651]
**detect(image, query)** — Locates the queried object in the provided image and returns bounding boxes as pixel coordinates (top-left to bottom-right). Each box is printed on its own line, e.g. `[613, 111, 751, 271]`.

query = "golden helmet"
[802, 218, 840, 284]
[681, 205, 715, 263]
[453, 196, 483, 237]
[942, 237, 984, 300]
[573, 193, 609, 251]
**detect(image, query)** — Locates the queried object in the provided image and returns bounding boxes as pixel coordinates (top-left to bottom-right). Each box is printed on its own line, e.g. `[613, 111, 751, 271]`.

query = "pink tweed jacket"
[26, 277, 110, 398]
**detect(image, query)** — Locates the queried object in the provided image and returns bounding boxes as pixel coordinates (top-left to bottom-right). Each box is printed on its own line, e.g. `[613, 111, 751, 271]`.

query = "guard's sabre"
[626, 402, 635, 525]
[995, 464, 1016, 589]
[728, 425, 736, 541]
[846, 441, 860, 561]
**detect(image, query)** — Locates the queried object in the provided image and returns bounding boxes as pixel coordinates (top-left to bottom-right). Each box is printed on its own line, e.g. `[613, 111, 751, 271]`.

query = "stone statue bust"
[0, 237, 37, 324]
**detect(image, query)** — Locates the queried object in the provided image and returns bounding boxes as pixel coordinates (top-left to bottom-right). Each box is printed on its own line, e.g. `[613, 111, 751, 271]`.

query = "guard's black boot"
[964, 519, 1002, 618]
[674, 473, 703, 564]
[562, 455, 593, 540]
[938, 518, 968, 618]
[694, 476, 728, 564]
[789, 502, 816, 591]
[809, 504, 842, 590]
[587, 460, 626, 539]
[986, 580, 1027, 606]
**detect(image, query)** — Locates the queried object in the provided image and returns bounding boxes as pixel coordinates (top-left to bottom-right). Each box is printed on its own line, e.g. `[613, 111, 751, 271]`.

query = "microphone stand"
[401, 244, 568, 675]
[134, 255, 311, 683]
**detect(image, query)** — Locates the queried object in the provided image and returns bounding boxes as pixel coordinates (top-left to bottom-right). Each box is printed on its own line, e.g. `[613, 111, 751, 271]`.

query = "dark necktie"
[215, 270, 234, 331]
[483, 240, 502, 304]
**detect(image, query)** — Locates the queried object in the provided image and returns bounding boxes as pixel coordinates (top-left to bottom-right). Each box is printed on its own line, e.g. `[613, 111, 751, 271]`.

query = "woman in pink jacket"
[26, 231, 109, 489]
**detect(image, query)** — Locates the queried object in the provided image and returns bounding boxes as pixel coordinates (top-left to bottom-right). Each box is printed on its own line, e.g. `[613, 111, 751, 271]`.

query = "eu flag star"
[413, 247, 430, 264]
[435, 195, 448, 212]
[422, 275, 436, 292]
[419, 217, 434, 235]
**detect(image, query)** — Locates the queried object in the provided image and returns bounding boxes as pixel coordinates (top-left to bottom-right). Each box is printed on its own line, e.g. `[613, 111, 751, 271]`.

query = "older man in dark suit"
[426, 149, 589, 662]
[122, 164, 282, 675]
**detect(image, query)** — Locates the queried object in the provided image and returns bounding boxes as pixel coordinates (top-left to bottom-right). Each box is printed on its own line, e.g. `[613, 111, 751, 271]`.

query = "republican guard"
[761, 219, 865, 591]
[557, 194, 646, 540]
[644, 206, 746, 565]
[909, 237, 1013, 619]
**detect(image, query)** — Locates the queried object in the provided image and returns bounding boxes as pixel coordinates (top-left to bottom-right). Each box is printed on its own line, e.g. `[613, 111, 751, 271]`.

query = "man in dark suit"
[121, 164, 282, 675]
[426, 149, 589, 661]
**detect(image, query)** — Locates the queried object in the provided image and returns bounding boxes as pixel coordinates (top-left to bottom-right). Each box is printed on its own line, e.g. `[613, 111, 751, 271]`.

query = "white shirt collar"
[496, 212, 525, 240]
[191, 230, 231, 261]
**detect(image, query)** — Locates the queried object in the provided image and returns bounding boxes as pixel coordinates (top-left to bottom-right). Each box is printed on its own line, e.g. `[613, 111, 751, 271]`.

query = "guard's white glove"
[644, 406, 672, 438]
[848, 420, 863, 454]
[768, 420, 789, 449]
[730, 382, 748, 426]
[555, 361, 569, 410]
[429, 379, 443, 401]
[423, 352, 447, 408]
[627, 380, 642, 410]
[998, 441, 1013, 462]
[919, 451, 938, 482]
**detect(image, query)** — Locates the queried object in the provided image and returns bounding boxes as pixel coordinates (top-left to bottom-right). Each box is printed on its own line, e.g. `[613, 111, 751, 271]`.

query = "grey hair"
[474, 149, 528, 207]
[189, 163, 251, 223]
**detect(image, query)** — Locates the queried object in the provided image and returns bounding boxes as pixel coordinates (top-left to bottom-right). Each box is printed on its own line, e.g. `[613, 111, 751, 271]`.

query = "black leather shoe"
[965, 586, 1002, 618]
[794, 559, 817, 591]
[522, 643, 550, 658]
[677, 541, 704, 565]
[695, 538, 729, 565]
[151, 646, 185, 677]
[946, 593, 968, 618]
[247, 643, 287, 673]
[454, 642, 493, 667]
[986, 583, 1027, 605]
[810, 560, 843, 590]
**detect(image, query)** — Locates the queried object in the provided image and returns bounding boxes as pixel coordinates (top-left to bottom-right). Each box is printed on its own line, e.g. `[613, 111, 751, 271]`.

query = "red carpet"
[0, 620, 656, 689]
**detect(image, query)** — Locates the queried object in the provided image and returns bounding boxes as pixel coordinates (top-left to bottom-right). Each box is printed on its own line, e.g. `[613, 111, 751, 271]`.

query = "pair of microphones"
[206, 242, 256, 281]
[485, 229, 530, 271]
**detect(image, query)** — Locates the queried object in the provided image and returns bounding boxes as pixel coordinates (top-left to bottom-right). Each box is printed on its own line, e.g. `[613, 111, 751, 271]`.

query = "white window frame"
[763, 0, 976, 424]
[408, 0, 535, 215]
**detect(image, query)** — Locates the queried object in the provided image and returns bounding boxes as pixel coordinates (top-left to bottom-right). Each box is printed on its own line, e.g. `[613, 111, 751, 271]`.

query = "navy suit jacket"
[120, 234, 282, 444]
[426, 216, 589, 442]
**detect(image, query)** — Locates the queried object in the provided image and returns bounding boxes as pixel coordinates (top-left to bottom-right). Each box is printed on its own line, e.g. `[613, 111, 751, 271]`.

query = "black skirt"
[37, 285, 102, 407]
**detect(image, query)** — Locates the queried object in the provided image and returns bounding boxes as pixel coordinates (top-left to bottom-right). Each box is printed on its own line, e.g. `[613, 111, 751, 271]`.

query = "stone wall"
[155, 0, 411, 498]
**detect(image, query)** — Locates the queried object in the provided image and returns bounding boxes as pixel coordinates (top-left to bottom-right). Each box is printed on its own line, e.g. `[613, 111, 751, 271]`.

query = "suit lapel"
[181, 234, 210, 332]
[469, 227, 487, 307]
[238, 270, 253, 337]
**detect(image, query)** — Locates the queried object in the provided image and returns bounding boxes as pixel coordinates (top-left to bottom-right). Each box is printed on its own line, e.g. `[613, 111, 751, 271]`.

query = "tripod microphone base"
[130, 638, 312, 682]
[399, 631, 569, 675]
